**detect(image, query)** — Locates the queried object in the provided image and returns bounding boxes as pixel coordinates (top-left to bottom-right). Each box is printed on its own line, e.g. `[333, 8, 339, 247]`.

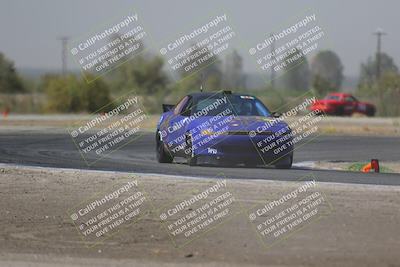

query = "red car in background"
[309, 93, 376, 117]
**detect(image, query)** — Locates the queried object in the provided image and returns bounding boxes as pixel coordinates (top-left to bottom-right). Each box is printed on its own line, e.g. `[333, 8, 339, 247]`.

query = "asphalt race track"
[0, 131, 399, 186]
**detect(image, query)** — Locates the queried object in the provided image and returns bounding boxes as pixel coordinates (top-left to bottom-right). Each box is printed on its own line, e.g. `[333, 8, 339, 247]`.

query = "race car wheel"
[156, 132, 173, 163]
[188, 156, 198, 166]
[366, 106, 375, 117]
[275, 152, 293, 169]
[335, 107, 344, 116]
[185, 132, 197, 166]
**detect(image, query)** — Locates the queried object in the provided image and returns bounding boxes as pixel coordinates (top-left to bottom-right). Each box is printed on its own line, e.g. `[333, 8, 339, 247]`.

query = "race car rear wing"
[162, 104, 175, 112]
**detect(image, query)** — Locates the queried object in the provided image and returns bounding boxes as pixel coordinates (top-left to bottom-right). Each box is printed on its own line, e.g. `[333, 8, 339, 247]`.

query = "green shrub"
[43, 74, 112, 113]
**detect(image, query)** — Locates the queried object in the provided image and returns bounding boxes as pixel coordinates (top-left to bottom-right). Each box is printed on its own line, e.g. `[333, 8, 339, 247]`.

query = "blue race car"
[156, 91, 293, 168]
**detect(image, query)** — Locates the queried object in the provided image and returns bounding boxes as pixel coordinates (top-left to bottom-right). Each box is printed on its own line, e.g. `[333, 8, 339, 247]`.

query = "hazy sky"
[0, 0, 399, 76]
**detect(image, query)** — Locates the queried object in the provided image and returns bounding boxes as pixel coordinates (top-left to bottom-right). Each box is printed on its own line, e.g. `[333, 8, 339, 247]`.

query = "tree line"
[0, 43, 399, 116]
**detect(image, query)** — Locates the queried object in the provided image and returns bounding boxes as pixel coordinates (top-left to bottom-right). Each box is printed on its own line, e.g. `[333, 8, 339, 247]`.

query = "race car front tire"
[187, 156, 198, 166]
[185, 132, 198, 166]
[156, 132, 173, 163]
[275, 152, 293, 169]
[366, 106, 375, 117]
[335, 107, 344, 116]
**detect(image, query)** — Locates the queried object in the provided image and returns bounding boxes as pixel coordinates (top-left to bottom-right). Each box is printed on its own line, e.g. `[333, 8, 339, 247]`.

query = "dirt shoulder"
[0, 164, 399, 266]
[297, 160, 400, 174]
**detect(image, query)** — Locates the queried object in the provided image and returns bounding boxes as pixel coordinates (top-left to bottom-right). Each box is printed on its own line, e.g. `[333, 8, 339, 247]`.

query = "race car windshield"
[325, 95, 340, 100]
[192, 95, 271, 117]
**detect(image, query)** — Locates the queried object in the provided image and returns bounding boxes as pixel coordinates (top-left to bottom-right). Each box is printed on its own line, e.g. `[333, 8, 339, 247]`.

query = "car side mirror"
[271, 112, 281, 118]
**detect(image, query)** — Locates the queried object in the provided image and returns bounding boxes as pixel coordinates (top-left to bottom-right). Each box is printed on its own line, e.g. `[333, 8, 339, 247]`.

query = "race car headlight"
[201, 129, 227, 136]
[201, 129, 214, 135]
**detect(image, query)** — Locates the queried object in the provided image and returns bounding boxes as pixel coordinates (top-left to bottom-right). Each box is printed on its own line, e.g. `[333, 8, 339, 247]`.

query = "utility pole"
[270, 33, 275, 90]
[57, 36, 69, 75]
[373, 28, 386, 115]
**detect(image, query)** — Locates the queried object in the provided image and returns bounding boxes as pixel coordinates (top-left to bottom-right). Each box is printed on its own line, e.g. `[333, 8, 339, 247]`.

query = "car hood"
[187, 116, 289, 133]
[313, 99, 339, 104]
